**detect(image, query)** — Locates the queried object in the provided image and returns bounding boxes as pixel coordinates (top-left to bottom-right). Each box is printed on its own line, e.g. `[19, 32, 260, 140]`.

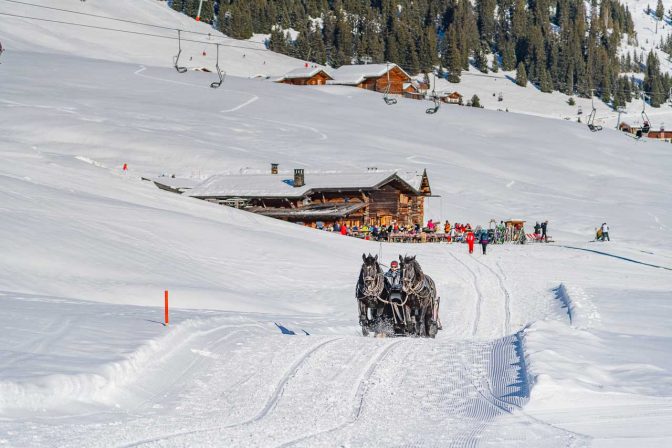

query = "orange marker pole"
[164, 290, 169, 326]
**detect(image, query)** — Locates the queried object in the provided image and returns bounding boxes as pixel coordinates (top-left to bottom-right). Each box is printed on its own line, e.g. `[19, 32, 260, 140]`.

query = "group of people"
[533, 221, 550, 242]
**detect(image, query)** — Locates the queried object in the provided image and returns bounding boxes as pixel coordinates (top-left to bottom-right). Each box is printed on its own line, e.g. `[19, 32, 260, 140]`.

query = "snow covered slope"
[0, 1, 671, 446]
[0, 0, 305, 77]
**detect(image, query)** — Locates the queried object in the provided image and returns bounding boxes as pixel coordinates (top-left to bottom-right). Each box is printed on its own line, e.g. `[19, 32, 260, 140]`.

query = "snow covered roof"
[328, 63, 411, 85]
[277, 67, 333, 81]
[187, 171, 421, 199]
[142, 176, 200, 191]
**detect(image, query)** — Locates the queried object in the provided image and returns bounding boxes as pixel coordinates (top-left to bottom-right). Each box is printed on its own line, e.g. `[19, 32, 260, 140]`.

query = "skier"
[534, 222, 541, 236]
[480, 230, 490, 255]
[601, 222, 610, 241]
[466, 231, 475, 254]
[0, 40, 4, 62]
[385, 261, 402, 288]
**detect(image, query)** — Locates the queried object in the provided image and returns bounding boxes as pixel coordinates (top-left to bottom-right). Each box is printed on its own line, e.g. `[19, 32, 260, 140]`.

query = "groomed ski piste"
[1, 1, 672, 447]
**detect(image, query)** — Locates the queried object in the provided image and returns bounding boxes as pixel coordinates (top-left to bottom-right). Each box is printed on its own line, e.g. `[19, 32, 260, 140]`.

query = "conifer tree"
[656, 0, 665, 20]
[444, 26, 461, 83]
[516, 61, 528, 87]
[171, 0, 184, 13]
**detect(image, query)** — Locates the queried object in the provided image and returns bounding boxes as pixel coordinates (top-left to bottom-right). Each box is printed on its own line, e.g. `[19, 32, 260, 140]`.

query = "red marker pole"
[164, 290, 169, 326]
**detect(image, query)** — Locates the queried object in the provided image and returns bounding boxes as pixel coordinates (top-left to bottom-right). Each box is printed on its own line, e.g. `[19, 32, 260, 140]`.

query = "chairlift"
[382, 62, 397, 105]
[210, 43, 226, 89]
[426, 95, 440, 114]
[173, 30, 188, 73]
[425, 71, 440, 114]
[587, 94, 602, 132]
[577, 105, 583, 115]
[641, 93, 651, 134]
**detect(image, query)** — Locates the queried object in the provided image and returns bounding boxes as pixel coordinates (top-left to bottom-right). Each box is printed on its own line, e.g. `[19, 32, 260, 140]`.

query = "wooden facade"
[442, 92, 463, 104]
[190, 170, 432, 229]
[619, 122, 672, 142]
[280, 70, 332, 86]
[360, 66, 410, 95]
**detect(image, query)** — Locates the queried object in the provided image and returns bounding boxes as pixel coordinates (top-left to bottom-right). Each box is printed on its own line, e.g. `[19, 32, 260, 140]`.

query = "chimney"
[293, 169, 305, 188]
[271, 163, 278, 175]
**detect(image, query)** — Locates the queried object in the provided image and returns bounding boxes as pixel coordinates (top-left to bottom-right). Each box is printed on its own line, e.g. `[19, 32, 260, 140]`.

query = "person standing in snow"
[340, 223, 348, 236]
[534, 222, 541, 237]
[601, 222, 610, 241]
[466, 231, 475, 254]
[480, 230, 490, 255]
[541, 220, 548, 242]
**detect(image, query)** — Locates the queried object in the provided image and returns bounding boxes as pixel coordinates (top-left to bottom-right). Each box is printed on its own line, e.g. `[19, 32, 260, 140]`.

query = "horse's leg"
[358, 300, 367, 324]
[404, 304, 414, 335]
[418, 303, 427, 336]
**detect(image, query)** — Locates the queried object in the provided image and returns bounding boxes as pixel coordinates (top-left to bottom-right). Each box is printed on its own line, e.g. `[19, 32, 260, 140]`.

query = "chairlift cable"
[0, 0, 247, 42]
[0, 11, 270, 52]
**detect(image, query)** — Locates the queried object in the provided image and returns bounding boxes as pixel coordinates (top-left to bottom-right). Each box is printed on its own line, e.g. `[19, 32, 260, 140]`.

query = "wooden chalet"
[186, 166, 432, 228]
[402, 80, 427, 100]
[276, 67, 333, 86]
[328, 63, 411, 95]
[619, 122, 672, 141]
[442, 91, 463, 104]
[645, 130, 672, 142]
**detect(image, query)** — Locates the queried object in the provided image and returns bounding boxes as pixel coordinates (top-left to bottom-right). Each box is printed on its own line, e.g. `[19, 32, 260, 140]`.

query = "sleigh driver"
[385, 260, 402, 289]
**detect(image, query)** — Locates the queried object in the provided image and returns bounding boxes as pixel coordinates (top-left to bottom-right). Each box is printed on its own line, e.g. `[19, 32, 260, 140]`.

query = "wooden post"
[164, 290, 169, 325]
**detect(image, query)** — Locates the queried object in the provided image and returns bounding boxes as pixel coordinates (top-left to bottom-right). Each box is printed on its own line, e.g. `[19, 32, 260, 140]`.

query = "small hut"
[276, 67, 333, 86]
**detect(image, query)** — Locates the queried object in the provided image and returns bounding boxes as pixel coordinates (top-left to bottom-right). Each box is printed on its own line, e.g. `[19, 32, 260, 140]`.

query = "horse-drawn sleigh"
[356, 254, 442, 338]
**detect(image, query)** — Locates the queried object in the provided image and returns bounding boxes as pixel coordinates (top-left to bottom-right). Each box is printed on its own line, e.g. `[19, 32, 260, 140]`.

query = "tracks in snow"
[121, 337, 342, 447]
[275, 339, 406, 447]
[448, 251, 512, 338]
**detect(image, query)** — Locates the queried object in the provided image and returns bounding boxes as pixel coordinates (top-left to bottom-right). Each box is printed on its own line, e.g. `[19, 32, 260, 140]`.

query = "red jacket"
[466, 232, 475, 243]
[340, 225, 348, 235]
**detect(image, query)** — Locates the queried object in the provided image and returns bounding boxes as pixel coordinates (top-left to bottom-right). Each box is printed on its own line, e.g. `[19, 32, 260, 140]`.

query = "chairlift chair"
[173, 30, 188, 73]
[210, 43, 226, 88]
[641, 93, 651, 134]
[382, 62, 397, 105]
[425, 96, 440, 114]
[425, 71, 440, 114]
[586, 93, 602, 131]
[587, 107, 603, 132]
[577, 105, 583, 115]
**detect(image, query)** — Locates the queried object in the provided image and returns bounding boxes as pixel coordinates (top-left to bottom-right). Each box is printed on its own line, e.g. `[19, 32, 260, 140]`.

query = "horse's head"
[400, 255, 421, 289]
[361, 253, 380, 285]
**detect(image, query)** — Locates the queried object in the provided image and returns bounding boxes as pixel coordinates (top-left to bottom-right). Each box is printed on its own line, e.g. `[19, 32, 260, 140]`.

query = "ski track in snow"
[275, 339, 406, 447]
[472, 257, 512, 335]
[133, 66, 260, 112]
[552, 245, 672, 271]
[121, 337, 342, 447]
[447, 252, 484, 337]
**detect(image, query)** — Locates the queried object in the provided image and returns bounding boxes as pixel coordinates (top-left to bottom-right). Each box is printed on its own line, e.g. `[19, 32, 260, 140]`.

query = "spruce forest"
[170, 0, 672, 108]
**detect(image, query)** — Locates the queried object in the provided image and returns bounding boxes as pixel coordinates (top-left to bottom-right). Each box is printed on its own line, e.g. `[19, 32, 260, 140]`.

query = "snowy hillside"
[1, 1, 672, 447]
[0, 0, 305, 77]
